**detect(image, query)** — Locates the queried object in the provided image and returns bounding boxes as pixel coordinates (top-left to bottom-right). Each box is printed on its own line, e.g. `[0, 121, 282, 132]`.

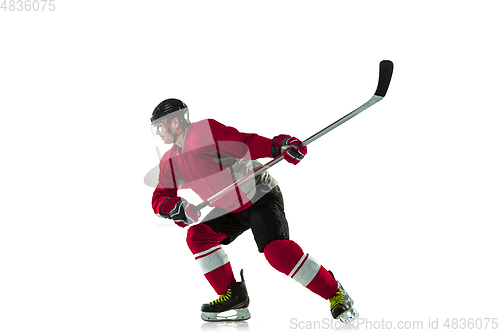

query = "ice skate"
[201, 269, 251, 322]
[329, 272, 359, 324]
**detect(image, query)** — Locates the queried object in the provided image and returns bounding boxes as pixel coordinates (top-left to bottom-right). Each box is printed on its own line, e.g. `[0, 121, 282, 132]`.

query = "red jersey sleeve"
[207, 119, 273, 160]
[151, 155, 180, 215]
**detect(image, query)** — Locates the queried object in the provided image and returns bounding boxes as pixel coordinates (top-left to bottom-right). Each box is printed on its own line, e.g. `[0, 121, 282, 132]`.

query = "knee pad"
[186, 224, 227, 254]
[263, 239, 305, 275]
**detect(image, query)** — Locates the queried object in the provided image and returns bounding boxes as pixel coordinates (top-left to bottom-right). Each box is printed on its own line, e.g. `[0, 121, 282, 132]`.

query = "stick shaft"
[194, 95, 383, 212]
[303, 95, 382, 145]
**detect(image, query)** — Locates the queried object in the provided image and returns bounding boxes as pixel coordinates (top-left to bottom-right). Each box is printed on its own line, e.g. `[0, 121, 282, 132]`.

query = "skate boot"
[200, 269, 251, 322]
[329, 271, 359, 324]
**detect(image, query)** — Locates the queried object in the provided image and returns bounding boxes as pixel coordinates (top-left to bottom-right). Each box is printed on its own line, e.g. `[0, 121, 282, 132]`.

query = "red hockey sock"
[186, 224, 236, 295]
[263, 239, 338, 299]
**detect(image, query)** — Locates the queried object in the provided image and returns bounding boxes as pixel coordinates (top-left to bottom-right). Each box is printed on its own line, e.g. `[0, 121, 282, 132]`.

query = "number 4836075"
[1, 0, 56, 11]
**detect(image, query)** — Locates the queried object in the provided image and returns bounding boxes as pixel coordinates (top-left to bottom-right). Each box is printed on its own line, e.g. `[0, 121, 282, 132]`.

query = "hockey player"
[150, 98, 358, 323]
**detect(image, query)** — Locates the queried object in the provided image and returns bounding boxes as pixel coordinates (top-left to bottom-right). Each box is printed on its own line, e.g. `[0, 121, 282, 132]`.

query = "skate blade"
[338, 307, 359, 324]
[201, 308, 251, 322]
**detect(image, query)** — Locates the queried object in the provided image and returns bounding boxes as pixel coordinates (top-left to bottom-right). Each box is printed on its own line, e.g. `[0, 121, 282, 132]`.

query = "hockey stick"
[194, 60, 394, 213]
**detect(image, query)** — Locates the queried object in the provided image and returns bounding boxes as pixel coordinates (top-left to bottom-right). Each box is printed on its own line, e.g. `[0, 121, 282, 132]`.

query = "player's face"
[155, 122, 174, 144]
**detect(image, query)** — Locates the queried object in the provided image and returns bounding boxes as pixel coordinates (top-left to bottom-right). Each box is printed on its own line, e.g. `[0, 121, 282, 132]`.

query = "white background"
[1, 1, 499, 332]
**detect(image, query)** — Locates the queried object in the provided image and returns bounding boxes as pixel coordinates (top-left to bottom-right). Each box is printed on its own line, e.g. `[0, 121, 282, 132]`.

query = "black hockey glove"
[159, 197, 200, 228]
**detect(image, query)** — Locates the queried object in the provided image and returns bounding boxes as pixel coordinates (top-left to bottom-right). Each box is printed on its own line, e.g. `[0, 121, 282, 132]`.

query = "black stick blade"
[374, 60, 394, 97]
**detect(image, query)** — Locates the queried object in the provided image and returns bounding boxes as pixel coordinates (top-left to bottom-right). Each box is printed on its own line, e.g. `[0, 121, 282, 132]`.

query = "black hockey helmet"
[150, 98, 191, 125]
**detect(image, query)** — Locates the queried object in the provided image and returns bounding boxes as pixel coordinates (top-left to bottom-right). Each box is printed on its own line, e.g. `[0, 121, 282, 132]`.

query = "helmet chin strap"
[168, 124, 185, 145]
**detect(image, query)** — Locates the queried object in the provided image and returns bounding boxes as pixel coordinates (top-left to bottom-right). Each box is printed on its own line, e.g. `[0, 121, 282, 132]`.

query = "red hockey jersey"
[152, 119, 278, 215]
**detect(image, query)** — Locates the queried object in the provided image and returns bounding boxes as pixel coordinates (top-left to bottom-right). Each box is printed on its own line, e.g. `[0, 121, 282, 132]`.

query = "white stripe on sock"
[194, 245, 221, 259]
[288, 253, 307, 277]
[291, 255, 321, 287]
[196, 247, 229, 274]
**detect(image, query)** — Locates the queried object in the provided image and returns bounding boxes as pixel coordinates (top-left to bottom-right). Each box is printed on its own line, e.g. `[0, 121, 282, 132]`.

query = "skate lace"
[211, 288, 232, 304]
[329, 289, 344, 309]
